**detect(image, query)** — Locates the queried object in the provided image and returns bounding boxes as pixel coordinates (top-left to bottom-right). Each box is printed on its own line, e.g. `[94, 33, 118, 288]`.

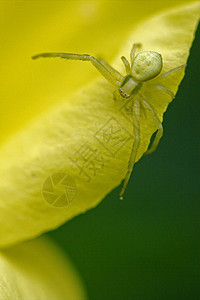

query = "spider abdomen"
[131, 51, 163, 82]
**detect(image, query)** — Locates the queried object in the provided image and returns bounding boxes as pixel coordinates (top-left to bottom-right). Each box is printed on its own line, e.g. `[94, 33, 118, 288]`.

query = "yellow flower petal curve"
[0, 2, 199, 247]
[0, 0, 184, 145]
[0, 237, 87, 299]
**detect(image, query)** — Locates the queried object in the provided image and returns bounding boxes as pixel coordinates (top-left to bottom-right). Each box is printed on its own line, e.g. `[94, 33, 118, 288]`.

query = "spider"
[32, 44, 186, 199]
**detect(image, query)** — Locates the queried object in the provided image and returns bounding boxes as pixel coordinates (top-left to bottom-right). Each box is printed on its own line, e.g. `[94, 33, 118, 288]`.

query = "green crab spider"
[32, 44, 186, 199]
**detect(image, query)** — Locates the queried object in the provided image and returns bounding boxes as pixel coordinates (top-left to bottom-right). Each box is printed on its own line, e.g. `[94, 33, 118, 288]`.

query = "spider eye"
[124, 93, 130, 98]
[131, 51, 162, 82]
[119, 88, 130, 99]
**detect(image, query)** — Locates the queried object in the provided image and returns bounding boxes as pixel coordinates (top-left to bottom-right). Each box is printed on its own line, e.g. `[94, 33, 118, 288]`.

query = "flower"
[0, 4, 199, 298]
[0, 1, 199, 248]
[0, 236, 86, 299]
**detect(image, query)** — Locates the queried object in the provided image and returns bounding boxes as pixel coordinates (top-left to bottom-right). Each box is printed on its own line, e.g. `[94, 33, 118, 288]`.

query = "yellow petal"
[0, 2, 199, 247]
[0, 0, 191, 144]
[0, 237, 87, 300]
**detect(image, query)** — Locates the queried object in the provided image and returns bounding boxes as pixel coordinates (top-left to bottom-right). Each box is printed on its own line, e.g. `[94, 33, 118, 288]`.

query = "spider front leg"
[32, 52, 123, 88]
[119, 98, 140, 199]
[98, 58, 124, 83]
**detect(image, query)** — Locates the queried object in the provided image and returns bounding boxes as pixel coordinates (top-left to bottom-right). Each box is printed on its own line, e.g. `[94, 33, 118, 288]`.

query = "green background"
[48, 24, 200, 300]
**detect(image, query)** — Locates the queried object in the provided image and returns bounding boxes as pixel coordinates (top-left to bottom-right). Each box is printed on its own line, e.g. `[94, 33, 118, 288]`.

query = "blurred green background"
[47, 23, 200, 300]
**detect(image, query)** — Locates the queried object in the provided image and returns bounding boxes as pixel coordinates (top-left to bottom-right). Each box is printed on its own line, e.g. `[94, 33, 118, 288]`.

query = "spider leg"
[143, 64, 186, 155]
[121, 56, 131, 74]
[149, 65, 187, 100]
[141, 96, 163, 155]
[155, 85, 175, 99]
[98, 58, 124, 82]
[32, 52, 123, 87]
[130, 43, 142, 66]
[159, 64, 186, 79]
[119, 98, 140, 199]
